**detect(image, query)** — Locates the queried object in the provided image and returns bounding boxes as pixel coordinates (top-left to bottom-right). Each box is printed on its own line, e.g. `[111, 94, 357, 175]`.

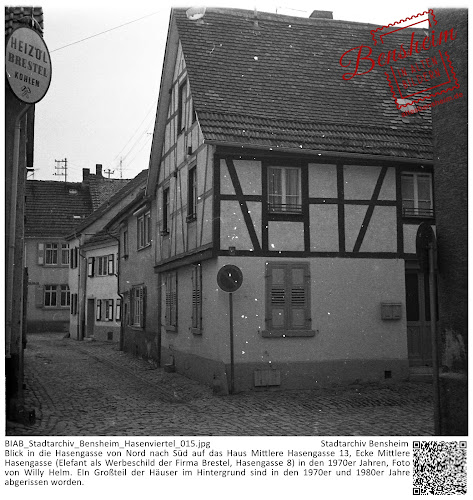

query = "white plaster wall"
[344, 165, 381, 200]
[308, 163, 337, 198]
[360, 206, 397, 252]
[187, 257, 407, 366]
[268, 221, 304, 251]
[234, 160, 261, 195]
[309, 205, 339, 251]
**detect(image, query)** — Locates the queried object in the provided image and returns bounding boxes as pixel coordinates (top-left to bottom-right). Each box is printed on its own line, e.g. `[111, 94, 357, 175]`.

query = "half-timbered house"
[144, 8, 434, 391]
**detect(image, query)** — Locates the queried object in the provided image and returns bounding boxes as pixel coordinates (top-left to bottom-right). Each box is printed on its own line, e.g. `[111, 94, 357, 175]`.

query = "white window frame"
[401, 172, 433, 218]
[45, 243, 59, 265]
[267, 166, 302, 213]
[105, 299, 114, 321]
[44, 285, 57, 307]
[97, 256, 108, 276]
[137, 211, 151, 249]
[60, 285, 70, 307]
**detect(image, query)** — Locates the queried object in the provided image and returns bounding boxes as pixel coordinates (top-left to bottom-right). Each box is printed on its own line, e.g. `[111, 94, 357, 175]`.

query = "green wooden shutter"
[141, 287, 147, 328]
[38, 243, 44, 265]
[266, 263, 287, 330]
[289, 264, 310, 330]
[165, 276, 171, 325]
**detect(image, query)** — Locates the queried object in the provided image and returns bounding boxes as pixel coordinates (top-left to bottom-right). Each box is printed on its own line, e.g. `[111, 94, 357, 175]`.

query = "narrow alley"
[7, 333, 434, 436]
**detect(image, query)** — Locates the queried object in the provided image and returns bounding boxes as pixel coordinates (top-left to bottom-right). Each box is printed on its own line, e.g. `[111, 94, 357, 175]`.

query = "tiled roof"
[198, 112, 432, 159]
[88, 177, 131, 210]
[82, 228, 119, 248]
[25, 181, 93, 237]
[68, 170, 148, 237]
[174, 8, 432, 160]
[5, 6, 43, 36]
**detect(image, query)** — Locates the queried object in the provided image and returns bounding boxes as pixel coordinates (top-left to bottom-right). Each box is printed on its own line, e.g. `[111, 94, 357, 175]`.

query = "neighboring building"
[80, 229, 121, 341]
[430, 9, 468, 435]
[105, 190, 158, 357]
[24, 165, 129, 333]
[138, 8, 434, 392]
[67, 170, 148, 341]
[24, 180, 92, 332]
[5, 6, 44, 419]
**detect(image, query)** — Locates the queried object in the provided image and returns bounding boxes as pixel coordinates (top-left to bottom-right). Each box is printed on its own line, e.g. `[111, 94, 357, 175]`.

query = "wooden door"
[405, 270, 434, 366]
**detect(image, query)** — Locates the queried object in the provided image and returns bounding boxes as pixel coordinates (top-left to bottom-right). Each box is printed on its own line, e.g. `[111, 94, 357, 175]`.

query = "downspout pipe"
[6, 104, 31, 358]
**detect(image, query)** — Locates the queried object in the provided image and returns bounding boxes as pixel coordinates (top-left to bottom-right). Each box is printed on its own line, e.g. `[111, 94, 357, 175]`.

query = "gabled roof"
[82, 227, 119, 249]
[175, 8, 432, 158]
[25, 181, 93, 238]
[66, 169, 148, 238]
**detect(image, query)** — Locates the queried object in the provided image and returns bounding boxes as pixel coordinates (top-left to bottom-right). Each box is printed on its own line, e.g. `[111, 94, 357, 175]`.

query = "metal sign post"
[217, 265, 243, 394]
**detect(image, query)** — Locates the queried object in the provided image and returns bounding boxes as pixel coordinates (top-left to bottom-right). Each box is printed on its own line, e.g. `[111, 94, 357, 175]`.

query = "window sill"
[190, 327, 202, 335]
[137, 243, 152, 252]
[160, 230, 170, 237]
[165, 325, 177, 332]
[261, 329, 316, 338]
[186, 215, 197, 224]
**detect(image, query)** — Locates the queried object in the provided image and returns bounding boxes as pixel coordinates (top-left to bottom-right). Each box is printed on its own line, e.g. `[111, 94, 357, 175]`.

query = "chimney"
[309, 11, 333, 19]
[96, 164, 103, 177]
[82, 168, 90, 181]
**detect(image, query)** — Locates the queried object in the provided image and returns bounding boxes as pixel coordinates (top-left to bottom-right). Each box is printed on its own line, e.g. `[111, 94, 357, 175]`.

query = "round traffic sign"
[217, 265, 243, 293]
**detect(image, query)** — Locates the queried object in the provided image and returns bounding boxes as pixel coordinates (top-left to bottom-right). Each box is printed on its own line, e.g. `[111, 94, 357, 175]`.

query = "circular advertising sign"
[217, 265, 243, 293]
[5, 27, 52, 104]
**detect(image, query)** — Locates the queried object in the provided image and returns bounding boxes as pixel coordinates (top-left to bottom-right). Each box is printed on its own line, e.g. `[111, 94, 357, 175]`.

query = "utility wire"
[113, 100, 157, 162]
[124, 134, 153, 169]
[50, 11, 161, 53]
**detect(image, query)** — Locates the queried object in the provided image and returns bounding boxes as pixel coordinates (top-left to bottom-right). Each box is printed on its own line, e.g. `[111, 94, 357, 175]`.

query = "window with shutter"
[105, 299, 114, 321]
[37, 243, 44, 265]
[165, 272, 177, 329]
[96, 300, 102, 321]
[108, 254, 114, 275]
[264, 262, 314, 337]
[88, 257, 95, 277]
[116, 298, 122, 322]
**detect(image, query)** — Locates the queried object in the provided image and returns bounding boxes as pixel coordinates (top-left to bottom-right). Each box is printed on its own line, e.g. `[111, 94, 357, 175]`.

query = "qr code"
[413, 441, 467, 495]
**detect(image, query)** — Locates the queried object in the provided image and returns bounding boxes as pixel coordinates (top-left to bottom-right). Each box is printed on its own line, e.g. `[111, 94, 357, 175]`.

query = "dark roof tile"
[25, 181, 93, 237]
[174, 8, 433, 160]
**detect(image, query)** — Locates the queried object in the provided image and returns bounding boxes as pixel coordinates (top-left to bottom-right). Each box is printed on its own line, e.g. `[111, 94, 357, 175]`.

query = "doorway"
[405, 269, 437, 367]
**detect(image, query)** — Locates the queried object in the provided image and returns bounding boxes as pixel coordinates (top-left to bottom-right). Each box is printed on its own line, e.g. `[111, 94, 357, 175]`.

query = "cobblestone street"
[7, 333, 434, 436]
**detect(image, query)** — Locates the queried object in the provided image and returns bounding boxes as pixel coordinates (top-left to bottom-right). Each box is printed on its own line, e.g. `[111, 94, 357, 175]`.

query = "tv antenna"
[53, 158, 67, 182]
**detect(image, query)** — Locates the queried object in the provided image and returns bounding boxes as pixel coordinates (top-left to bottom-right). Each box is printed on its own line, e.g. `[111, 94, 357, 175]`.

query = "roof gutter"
[204, 140, 433, 165]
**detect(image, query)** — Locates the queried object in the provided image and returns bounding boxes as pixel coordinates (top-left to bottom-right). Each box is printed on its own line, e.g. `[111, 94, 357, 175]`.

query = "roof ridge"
[177, 7, 382, 29]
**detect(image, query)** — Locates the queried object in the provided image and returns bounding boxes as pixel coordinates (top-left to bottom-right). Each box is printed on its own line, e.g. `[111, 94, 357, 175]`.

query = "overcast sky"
[24, 0, 461, 183]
